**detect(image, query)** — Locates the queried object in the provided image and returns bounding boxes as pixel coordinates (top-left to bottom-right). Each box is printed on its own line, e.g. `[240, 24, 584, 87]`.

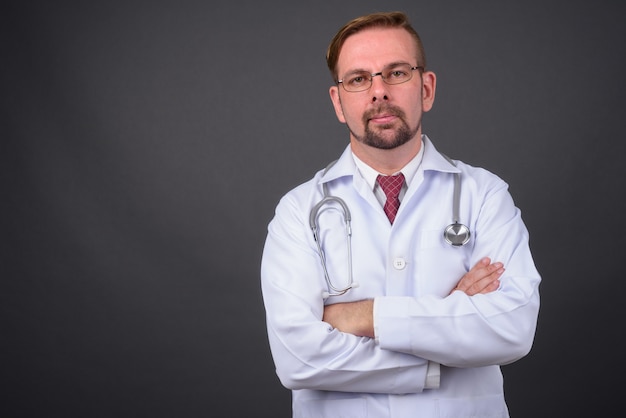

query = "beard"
[347, 103, 421, 150]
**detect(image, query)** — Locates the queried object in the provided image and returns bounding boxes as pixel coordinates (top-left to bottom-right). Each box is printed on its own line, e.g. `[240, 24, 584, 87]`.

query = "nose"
[370, 74, 389, 102]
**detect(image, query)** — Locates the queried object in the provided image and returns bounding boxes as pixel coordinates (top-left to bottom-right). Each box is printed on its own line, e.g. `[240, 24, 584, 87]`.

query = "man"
[261, 11, 540, 417]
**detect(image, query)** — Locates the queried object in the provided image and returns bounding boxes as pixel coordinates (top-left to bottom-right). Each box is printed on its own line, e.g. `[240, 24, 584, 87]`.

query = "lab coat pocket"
[436, 394, 508, 417]
[416, 229, 469, 294]
[296, 397, 367, 418]
[419, 228, 446, 249]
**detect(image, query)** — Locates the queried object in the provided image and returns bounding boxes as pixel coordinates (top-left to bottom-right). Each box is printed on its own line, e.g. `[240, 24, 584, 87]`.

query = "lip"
[369, 114, 397, 124]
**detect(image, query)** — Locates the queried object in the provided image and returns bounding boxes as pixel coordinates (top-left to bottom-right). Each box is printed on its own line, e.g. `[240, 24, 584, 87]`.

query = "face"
[329, 27, 436, 153]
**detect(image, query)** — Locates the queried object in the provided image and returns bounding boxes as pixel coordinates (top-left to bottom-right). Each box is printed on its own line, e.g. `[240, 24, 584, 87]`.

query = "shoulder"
[452, 159, 510, 195]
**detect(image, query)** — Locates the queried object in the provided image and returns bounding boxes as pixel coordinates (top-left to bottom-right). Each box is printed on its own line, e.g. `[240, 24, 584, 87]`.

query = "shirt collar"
[317, 134, 459, 189]
[351, 137, 425, 192]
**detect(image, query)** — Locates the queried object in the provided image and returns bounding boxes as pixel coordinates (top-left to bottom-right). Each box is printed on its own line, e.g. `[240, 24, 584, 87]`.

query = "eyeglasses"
[337, 64, 424, 92]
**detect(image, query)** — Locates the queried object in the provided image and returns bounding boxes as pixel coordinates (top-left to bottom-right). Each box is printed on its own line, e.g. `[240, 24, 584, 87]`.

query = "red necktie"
[377, 173, 405, 224]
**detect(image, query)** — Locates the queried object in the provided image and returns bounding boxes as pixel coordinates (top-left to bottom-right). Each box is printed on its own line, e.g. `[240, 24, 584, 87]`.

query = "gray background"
[2, 0, 625, 416]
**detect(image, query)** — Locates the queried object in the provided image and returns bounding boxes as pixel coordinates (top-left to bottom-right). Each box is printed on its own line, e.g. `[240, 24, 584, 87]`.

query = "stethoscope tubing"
[310, 155, 470, 297]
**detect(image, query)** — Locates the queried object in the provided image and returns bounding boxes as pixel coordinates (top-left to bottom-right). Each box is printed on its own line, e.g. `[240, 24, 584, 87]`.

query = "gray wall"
[3, 1, 624, 416]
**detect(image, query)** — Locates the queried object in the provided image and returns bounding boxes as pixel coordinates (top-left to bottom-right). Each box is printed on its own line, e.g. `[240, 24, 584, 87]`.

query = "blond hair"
[326, 11, 427, 82]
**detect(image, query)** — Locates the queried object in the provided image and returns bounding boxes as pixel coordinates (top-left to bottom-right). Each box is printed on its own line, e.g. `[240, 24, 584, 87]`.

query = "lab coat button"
[393, 258, 406, 270]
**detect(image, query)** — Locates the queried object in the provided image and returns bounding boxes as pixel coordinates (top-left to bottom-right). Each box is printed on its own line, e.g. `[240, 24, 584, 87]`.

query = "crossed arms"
[323, 257, 504, 338]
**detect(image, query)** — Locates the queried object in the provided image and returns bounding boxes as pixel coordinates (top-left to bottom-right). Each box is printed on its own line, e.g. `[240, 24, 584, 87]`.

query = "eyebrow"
[342, 61, 411, 76]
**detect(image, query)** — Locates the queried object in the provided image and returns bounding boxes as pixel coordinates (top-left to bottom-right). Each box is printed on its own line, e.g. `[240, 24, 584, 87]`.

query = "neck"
[350, 134, 422, 175]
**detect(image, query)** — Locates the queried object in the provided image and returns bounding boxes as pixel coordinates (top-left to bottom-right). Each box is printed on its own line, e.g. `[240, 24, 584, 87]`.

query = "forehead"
[337, 27, 416, 74]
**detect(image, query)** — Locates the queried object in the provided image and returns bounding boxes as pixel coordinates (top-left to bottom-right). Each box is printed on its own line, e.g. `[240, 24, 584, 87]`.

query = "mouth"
[369, 114, 397, 125]
[365, 105, 403, 126]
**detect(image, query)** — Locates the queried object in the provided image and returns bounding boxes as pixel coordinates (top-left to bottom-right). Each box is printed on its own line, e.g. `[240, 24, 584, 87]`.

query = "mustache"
[363, 104, 405, 121]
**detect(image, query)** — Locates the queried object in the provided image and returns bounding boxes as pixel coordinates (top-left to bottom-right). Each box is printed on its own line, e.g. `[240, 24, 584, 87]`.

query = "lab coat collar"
[317, 135, 460, 188]
[421, 135, 461, 174]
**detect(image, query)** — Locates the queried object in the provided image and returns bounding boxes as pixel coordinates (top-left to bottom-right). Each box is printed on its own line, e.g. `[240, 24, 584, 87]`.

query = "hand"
[322, 257, 504, 338]
[451, 257, 504, 296]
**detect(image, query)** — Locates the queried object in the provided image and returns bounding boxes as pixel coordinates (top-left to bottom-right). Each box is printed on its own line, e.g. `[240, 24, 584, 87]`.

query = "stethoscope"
[309, 156, 471, 298]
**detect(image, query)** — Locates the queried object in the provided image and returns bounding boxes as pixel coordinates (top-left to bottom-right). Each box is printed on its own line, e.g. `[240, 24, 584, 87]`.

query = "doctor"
[261, 11, 540, 418]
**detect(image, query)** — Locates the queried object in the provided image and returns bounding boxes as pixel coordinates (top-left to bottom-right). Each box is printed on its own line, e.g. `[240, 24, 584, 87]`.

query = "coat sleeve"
[261, 190, 432, 394]
[375, 171, 541, 368]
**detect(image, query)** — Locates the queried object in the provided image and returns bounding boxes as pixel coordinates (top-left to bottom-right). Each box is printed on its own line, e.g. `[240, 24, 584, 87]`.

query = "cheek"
[406, 94, 425, 120]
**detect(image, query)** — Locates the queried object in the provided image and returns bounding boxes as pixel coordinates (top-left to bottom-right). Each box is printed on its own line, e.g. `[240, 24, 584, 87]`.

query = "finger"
[474, 257, 491, 270]
[456, 263, 505, 295]
[466, 266, 505, 295]
[450, 259, 504, 295]
[464, 258, 494, 279]
[459, 260, 501, 288]
[478, 279, 501, 294]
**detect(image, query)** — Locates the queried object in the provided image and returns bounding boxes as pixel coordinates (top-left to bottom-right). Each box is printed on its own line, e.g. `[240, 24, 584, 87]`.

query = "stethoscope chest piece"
[443, 222, 471, 246]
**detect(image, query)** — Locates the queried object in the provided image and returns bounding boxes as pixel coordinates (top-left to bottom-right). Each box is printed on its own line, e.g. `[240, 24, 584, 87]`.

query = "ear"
[329, 85, 346, 123]
[421, 71, 436, 112]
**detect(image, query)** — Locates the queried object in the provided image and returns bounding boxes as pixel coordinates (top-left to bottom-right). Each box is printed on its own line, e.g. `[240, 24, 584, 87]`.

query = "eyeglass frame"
[336, 64, 424, 93]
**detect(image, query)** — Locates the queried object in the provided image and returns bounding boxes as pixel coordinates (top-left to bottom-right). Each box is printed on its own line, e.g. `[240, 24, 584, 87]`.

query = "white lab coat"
[261, 136, 541, 418]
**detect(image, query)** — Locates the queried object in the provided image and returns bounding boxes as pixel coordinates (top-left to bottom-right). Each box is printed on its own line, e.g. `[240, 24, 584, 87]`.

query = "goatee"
[351, 104, 420, 150]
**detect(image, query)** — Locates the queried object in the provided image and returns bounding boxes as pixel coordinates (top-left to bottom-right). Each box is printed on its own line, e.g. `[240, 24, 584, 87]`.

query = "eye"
[388, 68, 409, 79]
[346, 72, 369, 87]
